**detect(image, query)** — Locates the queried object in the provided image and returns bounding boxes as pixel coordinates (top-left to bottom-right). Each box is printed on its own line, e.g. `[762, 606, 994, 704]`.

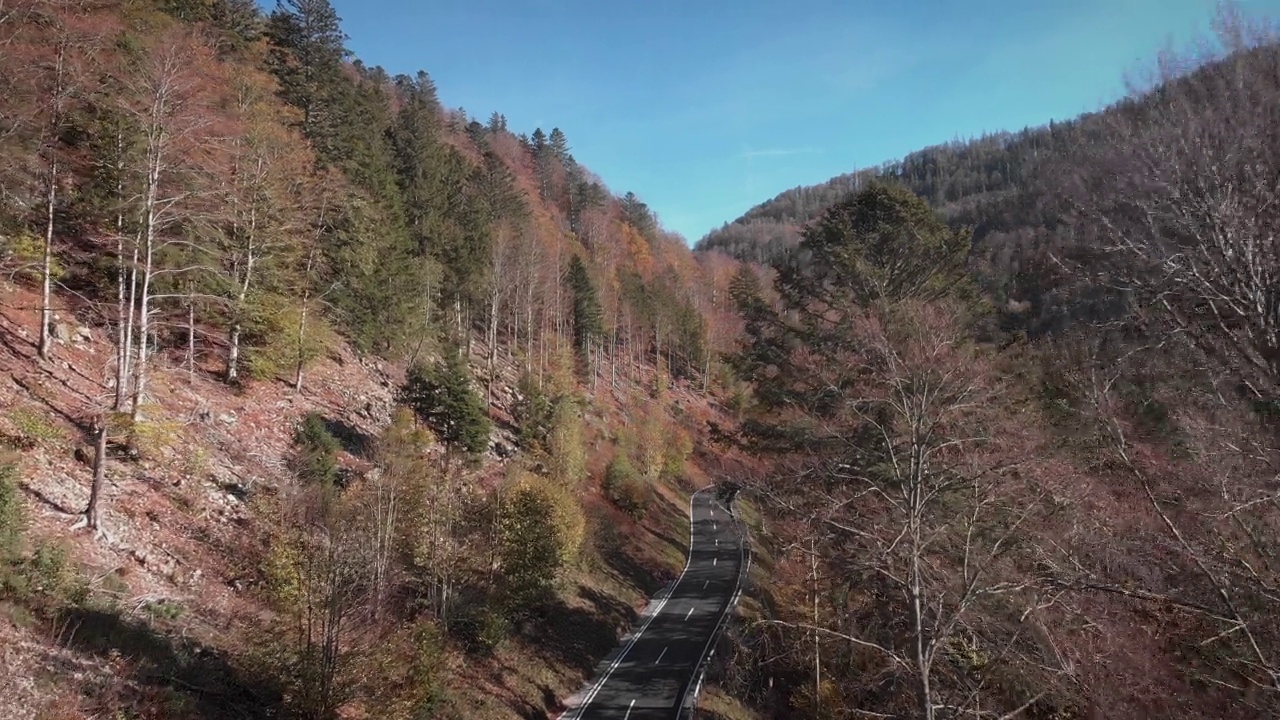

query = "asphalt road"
[561, 488, 744, 720]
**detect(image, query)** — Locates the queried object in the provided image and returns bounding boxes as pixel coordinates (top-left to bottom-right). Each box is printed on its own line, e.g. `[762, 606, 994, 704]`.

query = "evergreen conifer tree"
[565, 255, 603, 358]
[265, 0, 350, 162]
[401, 352, 491, 456]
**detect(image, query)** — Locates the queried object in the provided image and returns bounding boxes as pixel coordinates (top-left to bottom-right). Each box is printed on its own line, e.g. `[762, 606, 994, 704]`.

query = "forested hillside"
[695, 121, 1073, 263]
[0, 1, 750, 719]
[697, 82, 1245, 342]
[0, 0, 731, 384]
[712, 8, 1280, 719]
[696, 106, 1091, 336]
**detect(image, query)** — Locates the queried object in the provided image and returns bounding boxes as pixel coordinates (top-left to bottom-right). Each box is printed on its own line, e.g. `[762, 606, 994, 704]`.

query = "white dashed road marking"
[655, 646, 668, 665]
[685, 607, 694, 621]
[624, 699, 636, 719]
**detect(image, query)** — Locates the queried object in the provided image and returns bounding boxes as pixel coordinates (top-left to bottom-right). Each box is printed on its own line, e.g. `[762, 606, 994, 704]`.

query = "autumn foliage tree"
[497, 471, 577, 621]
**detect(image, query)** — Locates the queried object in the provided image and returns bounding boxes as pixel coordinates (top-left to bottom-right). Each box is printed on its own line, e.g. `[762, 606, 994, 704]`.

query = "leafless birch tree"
[116, 30, 219, 418]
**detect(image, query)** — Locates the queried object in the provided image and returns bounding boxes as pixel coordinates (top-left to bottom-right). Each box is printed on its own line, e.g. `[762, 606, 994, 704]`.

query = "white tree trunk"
[39, 157, 55, 360]
[113, 126, 133, 411]
[130, 159, 159, 421]
[186, 286, 195, 379]
[226, 203, 256, 383]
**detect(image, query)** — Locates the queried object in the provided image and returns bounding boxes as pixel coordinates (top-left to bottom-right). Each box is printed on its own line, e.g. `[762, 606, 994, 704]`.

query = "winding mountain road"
[560, 487, 747, 720]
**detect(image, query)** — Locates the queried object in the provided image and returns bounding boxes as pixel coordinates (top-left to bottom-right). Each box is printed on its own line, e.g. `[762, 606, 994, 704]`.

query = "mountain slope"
[0, 1, 752, 719]
[694, 122, 1077, 261]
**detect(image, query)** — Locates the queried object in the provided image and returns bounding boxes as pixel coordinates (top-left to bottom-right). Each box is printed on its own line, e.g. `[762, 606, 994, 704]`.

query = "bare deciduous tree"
[267, 516, 371, 720]
[757, 302, 1059, 719]
[70, 412, 111, 541]
[485, 221, 519, 404]
[1064, 6, 1280, 399]
[1048, 8, 1280, 708]
[1042, 328, 1280, 713]
[2, 1, 104, 359]
[116, 30, 220, 418]
[219, 70, 312, 384]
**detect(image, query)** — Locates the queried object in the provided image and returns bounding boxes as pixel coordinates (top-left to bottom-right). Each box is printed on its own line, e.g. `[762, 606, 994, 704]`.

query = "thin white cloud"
[741, 147, 822, 159]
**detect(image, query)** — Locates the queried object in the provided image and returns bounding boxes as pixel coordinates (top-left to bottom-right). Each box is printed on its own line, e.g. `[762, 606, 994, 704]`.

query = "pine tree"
[775, 182, 973, 310]
[620, 191, 656, 239]
[210, 0, 263, 48]
[290, 411, 341, 487]
[548, 128, 570, 166]
[388, 73, 492, 340]
[390, 70, 455, 256]
[322, 63, 424, 353]
[434, 160, 494, 339]
[513, 370, 555, 453]
[567, 167, 607, 236]
[265, 0, 350, 164]
[731, 182, 975, 447]
[530, 127, 555, 200]
[474, 149, 525, 224]
[565, 254, 603, 358]
[401, 352, 491, 457]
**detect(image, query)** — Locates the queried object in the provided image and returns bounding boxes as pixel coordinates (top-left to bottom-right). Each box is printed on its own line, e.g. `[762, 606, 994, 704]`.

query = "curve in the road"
[559, 486, 745, 720]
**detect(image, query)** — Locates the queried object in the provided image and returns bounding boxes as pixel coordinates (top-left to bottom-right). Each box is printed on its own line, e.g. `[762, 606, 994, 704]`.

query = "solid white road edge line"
[558, 486, 715, 719]
[679, 495, 751, 714]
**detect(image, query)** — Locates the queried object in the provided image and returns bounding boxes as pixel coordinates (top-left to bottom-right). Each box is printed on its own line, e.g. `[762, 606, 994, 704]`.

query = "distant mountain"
[695, 120, 1088, 266]
[694, 111, 1124, 339]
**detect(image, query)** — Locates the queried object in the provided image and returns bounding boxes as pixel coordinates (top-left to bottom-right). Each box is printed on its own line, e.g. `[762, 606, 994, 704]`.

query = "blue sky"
[324, 0, 1279, 242]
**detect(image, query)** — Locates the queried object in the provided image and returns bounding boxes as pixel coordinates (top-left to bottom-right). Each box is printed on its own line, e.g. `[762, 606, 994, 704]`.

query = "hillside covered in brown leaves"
[0, 1, 755, 719]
